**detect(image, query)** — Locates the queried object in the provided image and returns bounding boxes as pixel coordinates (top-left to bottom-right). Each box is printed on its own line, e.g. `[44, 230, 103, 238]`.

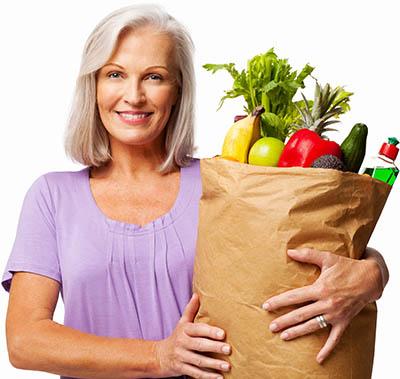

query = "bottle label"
[363, 167, 399, 186]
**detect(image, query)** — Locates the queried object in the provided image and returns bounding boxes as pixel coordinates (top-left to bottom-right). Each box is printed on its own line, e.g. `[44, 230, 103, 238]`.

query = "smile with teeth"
[117, 112, 152, 120]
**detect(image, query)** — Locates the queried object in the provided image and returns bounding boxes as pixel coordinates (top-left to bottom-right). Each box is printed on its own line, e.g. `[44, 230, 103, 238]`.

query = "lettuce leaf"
[203, 48, 314, 141]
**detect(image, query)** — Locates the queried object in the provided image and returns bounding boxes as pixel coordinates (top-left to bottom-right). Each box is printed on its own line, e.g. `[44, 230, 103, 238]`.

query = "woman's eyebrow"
[102, 62, 169, 71]
[146, 65, 169, 71]
[102, 62, 125, 69]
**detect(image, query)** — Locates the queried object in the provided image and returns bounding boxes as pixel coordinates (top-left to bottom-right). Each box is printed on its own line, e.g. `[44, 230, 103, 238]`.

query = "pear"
[221, 105, 265, 163]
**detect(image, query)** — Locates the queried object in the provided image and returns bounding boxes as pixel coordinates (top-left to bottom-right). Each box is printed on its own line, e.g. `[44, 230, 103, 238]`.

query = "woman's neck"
[91, 136, 177, 181]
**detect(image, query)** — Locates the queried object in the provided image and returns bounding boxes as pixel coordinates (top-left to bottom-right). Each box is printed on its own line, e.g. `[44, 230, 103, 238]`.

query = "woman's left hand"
[262, 248, 384, 364]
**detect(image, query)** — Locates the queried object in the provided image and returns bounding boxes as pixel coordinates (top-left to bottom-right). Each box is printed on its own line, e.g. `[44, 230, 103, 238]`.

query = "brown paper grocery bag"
[193, 157, 391, 379]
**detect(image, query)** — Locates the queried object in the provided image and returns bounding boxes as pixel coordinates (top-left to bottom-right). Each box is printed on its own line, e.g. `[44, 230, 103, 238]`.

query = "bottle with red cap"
[361, 137, 399, 185]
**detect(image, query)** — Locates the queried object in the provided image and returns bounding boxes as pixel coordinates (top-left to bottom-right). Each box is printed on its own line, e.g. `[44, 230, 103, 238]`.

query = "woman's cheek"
[98, 80, 121, 106]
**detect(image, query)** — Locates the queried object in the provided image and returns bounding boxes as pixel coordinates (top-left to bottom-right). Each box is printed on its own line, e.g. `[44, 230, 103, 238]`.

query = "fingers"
[180, 293, 200, 323]
[182, 322, 230, 355]
[287, 248, 335, 269]
[184, 350, 231, 373]
[180, 362, 226, 379]
[268, 311, 346, 364]
[185, 321, 226, 340]
[170, 298, 231, 378]
[316, 323, 346, 364]
[175, 328, 231, 378]
[277, 317, 347, 365]
[274, 312, 332, 341]
[182, 333, 231, 356]
[263, 248, 337, 311]
[180, 294, 230, 355]
[160, 321, 230, 378]
[263, 284, 318, 311]
[263, 248, 344, 312]
[278, 316, 325, 342]
[268, 302, 328, 333]
[261, 248, 355, 365]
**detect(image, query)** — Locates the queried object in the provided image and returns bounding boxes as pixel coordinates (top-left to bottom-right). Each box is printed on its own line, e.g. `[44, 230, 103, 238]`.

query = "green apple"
[248, 137, 285, 166]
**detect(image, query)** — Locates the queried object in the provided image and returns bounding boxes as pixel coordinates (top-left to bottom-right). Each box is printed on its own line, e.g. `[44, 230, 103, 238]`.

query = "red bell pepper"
[278, 129, 342, 167]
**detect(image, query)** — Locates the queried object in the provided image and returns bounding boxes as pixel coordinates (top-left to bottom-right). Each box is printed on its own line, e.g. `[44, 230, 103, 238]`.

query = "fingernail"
[262, 302, 270, 310]
[280, 332, 289, 340]
[317, 354, 324, 364]
[270, 323, 278, 332]
[288, 249, 298, 254]
[221, 362, 230, 371]
[217, 330, 224, 338]
[222, 344, 230, 354]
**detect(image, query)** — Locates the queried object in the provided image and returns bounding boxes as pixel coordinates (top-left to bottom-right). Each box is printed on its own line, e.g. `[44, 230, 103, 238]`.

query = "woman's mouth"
[116, 111, 153, 125]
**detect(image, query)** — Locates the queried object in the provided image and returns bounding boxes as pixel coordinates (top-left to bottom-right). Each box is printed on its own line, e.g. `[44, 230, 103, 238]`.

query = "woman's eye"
[148, 74, 162, 81]
[108, 72, 122, 79]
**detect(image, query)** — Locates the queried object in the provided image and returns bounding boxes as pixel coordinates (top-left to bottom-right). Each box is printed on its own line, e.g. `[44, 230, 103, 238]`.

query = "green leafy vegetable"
[203, 48, 314, 141]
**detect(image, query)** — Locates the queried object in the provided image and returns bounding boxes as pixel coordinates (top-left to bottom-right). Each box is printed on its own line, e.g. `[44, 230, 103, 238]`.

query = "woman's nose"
[123, 81, 146, 105]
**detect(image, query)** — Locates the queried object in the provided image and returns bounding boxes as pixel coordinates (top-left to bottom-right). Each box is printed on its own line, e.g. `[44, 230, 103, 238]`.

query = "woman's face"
[96, 26, 180, 151]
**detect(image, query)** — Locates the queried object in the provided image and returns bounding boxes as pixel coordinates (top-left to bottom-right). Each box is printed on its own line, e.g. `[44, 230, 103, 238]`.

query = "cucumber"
[341, 123, 368, 173]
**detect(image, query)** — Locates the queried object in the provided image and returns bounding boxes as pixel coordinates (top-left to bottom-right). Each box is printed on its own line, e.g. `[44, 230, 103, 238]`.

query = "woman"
[2, 4, 388, 379]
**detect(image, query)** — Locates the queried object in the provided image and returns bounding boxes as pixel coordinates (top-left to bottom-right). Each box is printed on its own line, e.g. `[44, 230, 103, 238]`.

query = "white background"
[0, 0, 398, 377]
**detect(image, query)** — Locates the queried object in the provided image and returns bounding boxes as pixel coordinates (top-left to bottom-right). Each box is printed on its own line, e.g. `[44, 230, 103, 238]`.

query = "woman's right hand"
[155, 293, 231, 379]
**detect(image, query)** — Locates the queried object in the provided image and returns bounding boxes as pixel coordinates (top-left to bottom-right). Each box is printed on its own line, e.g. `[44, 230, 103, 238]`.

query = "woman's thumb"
[288, 248, 330, 269]
[181, 293, 200, 322]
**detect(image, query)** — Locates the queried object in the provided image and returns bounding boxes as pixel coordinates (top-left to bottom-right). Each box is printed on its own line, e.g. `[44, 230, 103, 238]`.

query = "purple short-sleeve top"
[2, 158, 202, 379]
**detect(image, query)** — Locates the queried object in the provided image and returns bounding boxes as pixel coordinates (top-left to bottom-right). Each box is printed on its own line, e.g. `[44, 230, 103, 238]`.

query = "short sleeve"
[2, 174, 61, 292]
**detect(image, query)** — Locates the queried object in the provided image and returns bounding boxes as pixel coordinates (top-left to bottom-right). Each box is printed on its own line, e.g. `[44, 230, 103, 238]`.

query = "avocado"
[310, 155, 347, 172]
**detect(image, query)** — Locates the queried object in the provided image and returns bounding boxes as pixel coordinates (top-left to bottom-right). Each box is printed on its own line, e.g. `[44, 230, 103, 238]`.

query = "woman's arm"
[262, 247, 388, 364]
[6, 272, 230, 379]
[7, 272, 158, 378]
[363, 246, 389, 291]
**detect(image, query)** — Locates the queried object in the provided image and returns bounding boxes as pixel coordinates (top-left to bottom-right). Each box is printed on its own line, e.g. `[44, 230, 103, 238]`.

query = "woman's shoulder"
[42, 166, 89, 185]
[30, 167, 88, 190]
[25, 167, 89, 205]
[181, 157, 201, 184]
[182, 157, 200, 173]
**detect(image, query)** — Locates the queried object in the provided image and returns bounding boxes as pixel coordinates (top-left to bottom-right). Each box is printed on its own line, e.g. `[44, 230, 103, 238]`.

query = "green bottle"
[362, 137, 399, 186]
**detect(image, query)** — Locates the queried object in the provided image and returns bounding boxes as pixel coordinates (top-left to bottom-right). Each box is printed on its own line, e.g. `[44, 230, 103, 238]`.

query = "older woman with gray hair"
[2, 4, 388, 379]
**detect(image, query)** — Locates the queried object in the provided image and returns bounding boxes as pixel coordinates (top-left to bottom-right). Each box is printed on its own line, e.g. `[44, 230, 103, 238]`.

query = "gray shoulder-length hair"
[64, 4, 196, 173]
